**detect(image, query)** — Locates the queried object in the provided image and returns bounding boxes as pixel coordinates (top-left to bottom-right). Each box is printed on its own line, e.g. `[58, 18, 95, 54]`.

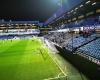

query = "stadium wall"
[55, 45, 100, 80]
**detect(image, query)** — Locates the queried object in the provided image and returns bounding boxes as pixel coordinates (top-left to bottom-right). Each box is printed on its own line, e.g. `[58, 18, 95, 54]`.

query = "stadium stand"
[44, 14, 100, 64]
[0, 36, 14, 40]
[78, 38, 100, 60]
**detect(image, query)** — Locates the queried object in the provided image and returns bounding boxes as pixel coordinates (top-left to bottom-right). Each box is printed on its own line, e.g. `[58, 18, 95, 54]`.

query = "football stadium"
[0, 0, 100, 80]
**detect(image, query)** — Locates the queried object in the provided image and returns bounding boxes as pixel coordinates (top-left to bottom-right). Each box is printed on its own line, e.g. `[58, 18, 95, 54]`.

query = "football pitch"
[0, 38, 62, 80]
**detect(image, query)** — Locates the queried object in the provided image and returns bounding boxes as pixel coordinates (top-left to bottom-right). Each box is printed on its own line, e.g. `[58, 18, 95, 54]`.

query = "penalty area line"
[42, 39, 67, 77]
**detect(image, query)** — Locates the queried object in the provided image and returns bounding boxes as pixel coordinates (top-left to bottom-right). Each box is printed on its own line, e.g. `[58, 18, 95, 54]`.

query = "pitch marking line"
[41, 38, 67, 76]
[39, 37, 67, 80]
[44, 75, 67, 80]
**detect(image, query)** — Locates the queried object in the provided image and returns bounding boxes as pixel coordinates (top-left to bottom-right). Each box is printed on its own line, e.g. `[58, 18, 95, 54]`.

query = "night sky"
[0, 0, 60, 22]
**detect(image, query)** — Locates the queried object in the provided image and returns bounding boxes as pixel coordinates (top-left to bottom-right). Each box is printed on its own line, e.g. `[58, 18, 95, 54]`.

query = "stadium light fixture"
[11, 24, 13, 26]
[15, 24, 18, 26]
[1, 24, 4, 26]
[24, 24, 27, 26]
[86, 0, 91, 4]
[32, 24, 35, 26]
[92, 2, 96, 5]
[80, 5, 83, 7]
[71, 10, 74, 13]
[75, 7, 78, 10]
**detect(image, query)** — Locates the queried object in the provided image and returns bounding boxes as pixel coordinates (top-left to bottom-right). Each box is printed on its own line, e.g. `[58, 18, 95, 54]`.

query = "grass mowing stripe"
[0, 40, 28, 57]
[0, 38, 61, 80]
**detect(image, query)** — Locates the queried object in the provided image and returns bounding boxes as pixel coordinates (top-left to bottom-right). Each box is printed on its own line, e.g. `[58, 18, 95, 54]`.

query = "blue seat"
[79, 38, 100, 60]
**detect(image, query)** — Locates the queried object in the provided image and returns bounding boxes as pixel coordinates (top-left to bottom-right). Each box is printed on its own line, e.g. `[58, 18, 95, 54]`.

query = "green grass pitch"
[0, 38, 61, 80]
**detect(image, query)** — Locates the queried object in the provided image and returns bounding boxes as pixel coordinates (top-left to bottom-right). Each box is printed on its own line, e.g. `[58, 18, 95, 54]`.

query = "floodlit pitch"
[0, 38, 62, 80]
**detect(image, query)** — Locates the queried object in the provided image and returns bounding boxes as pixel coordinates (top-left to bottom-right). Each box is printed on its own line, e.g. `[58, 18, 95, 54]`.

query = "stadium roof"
[44, 0, 100, 26]
[0, 21, 39, 25]
[44, 0, 86, 25]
